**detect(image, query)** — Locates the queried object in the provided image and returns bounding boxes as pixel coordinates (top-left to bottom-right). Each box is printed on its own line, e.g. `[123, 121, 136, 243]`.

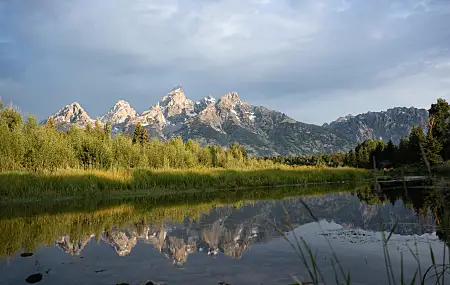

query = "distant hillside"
[323, 107, 429, 144]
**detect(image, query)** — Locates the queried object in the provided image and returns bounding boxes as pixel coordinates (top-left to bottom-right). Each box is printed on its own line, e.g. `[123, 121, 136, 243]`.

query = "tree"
[133, 123, 143, 144]
[428, 98, 450, 160]
[0, 106, 23, 132]
[45, 117, 56, 129]
[408, 125, 426, 165]
[0, 99, 3, 110]
[104, 122, 112, 138]
[383, 140, 396, 167]
[424, 132, 443, 165]
[24, 115, 39, 133]
[428, 98, 450, 140]
[141, 128, 150, 144]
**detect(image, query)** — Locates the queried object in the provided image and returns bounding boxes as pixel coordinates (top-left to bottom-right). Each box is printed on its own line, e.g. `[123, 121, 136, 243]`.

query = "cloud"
[0, 0, 450, 123]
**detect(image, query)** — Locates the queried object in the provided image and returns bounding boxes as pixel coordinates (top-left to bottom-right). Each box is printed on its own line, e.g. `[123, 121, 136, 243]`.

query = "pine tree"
[45, 117, 56, 129]
[141, 128, 150, 144]
[384, 140, 396, 167]
[132, 123, 143, 144]
[408, 125, 426, 165]
[104, 122, 112, 138]
[428, 98, 450, 160]
[424, 132, 443, 165]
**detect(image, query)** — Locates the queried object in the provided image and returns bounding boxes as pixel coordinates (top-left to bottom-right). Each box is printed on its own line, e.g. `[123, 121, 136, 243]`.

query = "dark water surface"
[0, 181, 449, 285]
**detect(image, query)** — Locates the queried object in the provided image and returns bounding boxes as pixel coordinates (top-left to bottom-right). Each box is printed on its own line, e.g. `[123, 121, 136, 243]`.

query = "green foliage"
[424, 133, 443, 165]
[428, 98, 450, 141]
[45, 117, 56, 129]
[408, 125, 426, 165]
[103, 122, 112, 138]
[132, 123, 143, 144]
[0, 106, 22, 132]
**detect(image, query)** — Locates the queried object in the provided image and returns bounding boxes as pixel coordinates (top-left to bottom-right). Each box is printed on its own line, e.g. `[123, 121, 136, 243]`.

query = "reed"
[0, 166, 370, 200]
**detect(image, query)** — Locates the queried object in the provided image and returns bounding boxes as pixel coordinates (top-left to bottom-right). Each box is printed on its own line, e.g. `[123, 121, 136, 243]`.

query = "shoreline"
[0, 167, 371, 200]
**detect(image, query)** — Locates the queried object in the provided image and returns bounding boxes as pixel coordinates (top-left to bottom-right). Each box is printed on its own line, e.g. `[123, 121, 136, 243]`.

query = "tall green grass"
[0, 166, 370, 200]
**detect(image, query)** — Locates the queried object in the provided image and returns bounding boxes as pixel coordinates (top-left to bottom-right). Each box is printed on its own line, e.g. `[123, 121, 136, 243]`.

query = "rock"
[46, 102, 95, 130]
[99, 100, 137, 125]
[20, 252, 33, 257]
[324, 107, 429, 144]
[25, 273, 43, 284]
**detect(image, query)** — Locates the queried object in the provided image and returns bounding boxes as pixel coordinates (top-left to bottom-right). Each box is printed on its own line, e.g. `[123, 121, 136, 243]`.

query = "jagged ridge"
[45, 87, 427, 156]
[324, 107, 429, 144]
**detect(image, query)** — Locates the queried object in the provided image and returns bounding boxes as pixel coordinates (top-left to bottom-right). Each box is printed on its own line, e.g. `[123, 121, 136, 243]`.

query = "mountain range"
[45, 86, 429, 156]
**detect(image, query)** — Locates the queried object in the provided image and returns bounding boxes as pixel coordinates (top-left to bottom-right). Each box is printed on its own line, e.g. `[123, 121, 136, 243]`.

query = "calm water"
[0, 181, 449, 285]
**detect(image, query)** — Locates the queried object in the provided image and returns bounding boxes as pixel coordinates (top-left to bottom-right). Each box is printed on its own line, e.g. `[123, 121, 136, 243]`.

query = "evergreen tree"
[45, 117, 56, 129]
[133, 123, 143, 144]
[428, 98, 450, 159]
[104, 122, 112, 138]
[428, 98, 450, 140]
[408, 125, 426, 165]
[384, 140, 396, 167]
[141, 128, 150, 144]
[397, 137, 409, 165]
[424, 133, 443, 165]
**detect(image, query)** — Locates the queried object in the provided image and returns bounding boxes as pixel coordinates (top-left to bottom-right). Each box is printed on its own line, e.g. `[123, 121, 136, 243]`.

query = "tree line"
[1, 98, 448, 172]
[0, 101, 271, 172]
[265, 98, 449, 169]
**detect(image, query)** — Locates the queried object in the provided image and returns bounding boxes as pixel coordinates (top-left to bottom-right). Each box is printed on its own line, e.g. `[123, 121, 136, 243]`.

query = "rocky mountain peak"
[194, 96, 217, 114]
[50, 102, 94, 128]
[158, 86, 195, 123]
[99, 100, 137, 125]
[218, 92, 241, 109]
[160, 86, 187, 107]
[325, 107, 429, 144]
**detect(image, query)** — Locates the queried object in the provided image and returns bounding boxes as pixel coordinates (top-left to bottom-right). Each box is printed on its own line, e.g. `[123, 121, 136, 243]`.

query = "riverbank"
[0, 167, 371, 200]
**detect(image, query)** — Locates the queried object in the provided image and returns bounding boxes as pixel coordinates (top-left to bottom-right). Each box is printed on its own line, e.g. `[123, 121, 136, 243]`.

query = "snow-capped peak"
[49, 102, 94, 127]
[99, 100, 137, 125]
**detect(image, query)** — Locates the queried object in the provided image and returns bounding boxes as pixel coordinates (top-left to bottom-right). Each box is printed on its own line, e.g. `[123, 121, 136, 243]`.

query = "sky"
[1, 0, 450, 124]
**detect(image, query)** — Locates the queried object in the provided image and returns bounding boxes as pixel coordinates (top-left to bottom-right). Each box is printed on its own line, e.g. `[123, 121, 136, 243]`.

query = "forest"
[265, 98, 449, 170]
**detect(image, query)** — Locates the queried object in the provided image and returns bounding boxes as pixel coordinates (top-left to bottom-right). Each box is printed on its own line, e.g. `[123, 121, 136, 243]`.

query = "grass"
[0, 166, 371, 200]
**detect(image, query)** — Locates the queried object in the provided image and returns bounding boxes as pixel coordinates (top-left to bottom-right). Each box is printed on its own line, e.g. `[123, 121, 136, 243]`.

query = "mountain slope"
[46, 102, 95, 130]
[99, 100, 137, 125]
[46, 87, 430, 156]
[46, 87, 354, 156]
[324, 107, 429, 144]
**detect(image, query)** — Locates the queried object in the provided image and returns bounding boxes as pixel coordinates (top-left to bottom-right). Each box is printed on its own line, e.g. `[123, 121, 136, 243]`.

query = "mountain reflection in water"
[0, 180, 449, 285]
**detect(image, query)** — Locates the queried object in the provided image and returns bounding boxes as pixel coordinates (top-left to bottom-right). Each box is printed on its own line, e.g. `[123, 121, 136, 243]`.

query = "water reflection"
[0, 179, 449, 284]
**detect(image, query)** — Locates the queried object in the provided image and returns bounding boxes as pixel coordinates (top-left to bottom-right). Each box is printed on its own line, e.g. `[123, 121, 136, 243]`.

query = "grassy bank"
[0, 166, 370, 200]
